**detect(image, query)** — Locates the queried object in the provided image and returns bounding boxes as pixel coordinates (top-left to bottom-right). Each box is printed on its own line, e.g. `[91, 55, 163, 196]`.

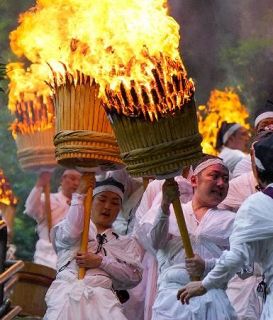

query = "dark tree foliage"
[170, 0, 273, 116]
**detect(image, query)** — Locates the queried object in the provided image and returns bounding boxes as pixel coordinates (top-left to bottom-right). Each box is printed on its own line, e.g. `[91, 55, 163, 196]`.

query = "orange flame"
[0, 169, 18, 207]
[7, 62, 54, 138]
[198, 88, 250, 155]
[10, 0, 194, 121]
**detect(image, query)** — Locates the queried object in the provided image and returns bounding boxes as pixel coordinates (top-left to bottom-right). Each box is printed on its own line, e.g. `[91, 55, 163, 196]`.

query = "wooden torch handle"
[78, 172, 95, 279]
[142, 177, 150, 191]
[43, 182, 52, 242]
[168, 178, 200, 281]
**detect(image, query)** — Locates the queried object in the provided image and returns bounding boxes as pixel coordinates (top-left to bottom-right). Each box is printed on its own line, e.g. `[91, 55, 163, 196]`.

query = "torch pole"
[78, 172, 95, 279]
[142, 177, 150, 191]
[168, 177, 199, 281]
[43, 182, 52, 242]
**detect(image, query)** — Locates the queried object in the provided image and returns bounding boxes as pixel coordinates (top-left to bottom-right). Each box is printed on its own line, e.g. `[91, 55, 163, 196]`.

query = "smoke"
[168, 0, 273, 117]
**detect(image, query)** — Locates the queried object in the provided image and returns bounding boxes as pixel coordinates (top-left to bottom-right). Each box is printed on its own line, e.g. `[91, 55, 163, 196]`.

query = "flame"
[198, 88, 250, 155]
[10, 0, 194, 121]
[7, 62, 54, 138]
[0, 169, 18, 207]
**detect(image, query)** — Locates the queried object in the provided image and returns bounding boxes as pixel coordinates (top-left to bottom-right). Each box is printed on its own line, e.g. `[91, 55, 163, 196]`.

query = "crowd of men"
[24, 100, 273, 319]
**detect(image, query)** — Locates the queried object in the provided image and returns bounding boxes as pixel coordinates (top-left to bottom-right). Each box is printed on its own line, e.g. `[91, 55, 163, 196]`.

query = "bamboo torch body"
[43, 182, 52, 242]
[78, 172, 95, 279]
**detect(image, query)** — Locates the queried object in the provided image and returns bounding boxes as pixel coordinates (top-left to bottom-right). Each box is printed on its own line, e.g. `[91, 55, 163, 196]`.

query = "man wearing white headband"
[216, 121, 249, 175]
[25, 169, 82, 269]
[178, 132, 273, 320]
[233, 99, 273, 178]
[136, 155, 237, 319]
[44, 176, 143, 320]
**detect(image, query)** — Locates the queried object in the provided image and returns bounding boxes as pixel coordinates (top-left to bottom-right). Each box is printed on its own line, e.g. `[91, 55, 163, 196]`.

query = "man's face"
[91, 191, 122, 229]
[61, 171, 81, 197]
[191, 164, 229, 207]
[230, 127, 250, 152]
[256, 118, 273, 133]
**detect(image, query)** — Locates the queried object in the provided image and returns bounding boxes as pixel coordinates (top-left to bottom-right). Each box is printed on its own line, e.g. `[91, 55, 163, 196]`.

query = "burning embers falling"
[102, 52, 195, 122]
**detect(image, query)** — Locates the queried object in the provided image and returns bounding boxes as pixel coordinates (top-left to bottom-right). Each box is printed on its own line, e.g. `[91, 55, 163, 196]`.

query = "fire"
[7, 62, 54, 138]
[10, 0, 194, 121]
[0, 169, 18, 207]
[198, 88, 250, 155]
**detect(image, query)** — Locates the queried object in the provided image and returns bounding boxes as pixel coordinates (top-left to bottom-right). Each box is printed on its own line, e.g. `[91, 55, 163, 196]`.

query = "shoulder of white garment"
[230, 191, 273, 245]
[219, 173, 253, 213]
[232, 155, 252, 178]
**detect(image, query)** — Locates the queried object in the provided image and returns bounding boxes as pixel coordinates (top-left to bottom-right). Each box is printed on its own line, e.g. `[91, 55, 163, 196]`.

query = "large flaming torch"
[49, 66, 123, 279]
[7, 62, 56, 239]
[198, 88, 250, 155]
[92, 4, 203, 268]
[61, 1, 202, 268]
[10, 0, 125, 279]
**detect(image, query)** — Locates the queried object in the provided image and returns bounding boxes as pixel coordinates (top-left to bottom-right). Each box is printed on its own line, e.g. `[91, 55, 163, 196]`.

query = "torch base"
[54, 130, 124, 170]
[16, 128, 57, 173]
[108, 99, 203, 177]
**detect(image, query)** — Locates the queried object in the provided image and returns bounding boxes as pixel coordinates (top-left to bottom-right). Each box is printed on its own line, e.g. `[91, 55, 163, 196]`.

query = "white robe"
[219, 171, 262, 319]
[202, 185, 273, 320]
[219, 146, 247, 174]
[44, 193, 143, 320]
[232, 155, 252, 178]
[138, 201, 237, 320]
[219, 172, 257, 212]
[25, 186, 70, 269]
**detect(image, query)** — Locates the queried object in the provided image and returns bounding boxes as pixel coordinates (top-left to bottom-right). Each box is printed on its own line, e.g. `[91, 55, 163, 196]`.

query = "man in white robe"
[178, 132, 273, 320]
[233, 100, 273, 177]
[216, 122, 249, 175]
[137, 156, 237, 319]
[25, 169, 81, 269]
[219, 132, 273, 319]
[44, 176, 143, 320]
[96, 169, 144, 320]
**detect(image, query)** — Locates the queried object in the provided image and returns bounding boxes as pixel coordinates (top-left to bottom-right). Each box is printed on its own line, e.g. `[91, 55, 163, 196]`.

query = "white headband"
[254, 112, 273, 128]
[193, 159, 225, 176]
[93, 185, 124, 201]
[222, 123, 242, 144]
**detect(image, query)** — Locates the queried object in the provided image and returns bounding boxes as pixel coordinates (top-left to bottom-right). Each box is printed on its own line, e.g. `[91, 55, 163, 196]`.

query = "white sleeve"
[149, 208, 170, 250]
[202, 243, 251, 290]
[101, 255, 142, 289]
[134, 180, 162, 226]
[24, 186, 44, 222]
[53, 193, 85, 250]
